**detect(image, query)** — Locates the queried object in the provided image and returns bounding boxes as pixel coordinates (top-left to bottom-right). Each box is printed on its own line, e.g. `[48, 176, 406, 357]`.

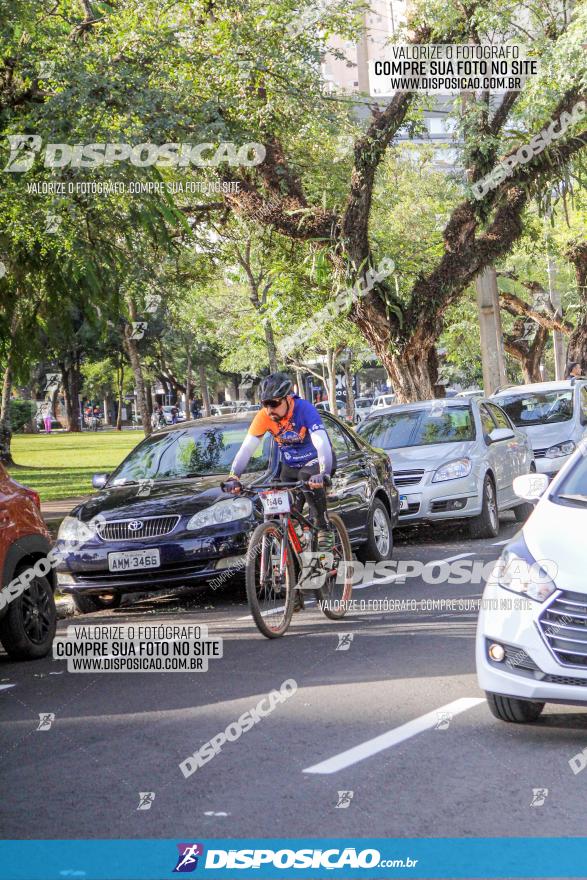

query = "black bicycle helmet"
[259, 372, 293, 402]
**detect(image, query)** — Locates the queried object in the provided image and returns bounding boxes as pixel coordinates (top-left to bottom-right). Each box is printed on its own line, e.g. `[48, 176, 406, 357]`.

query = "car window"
[581, 387, 587, 425]
[110, 422, 271, 482]
[479, 404, 497, 440]
[324, 417, 354, 457]
[358, 405, 474, 449]
[552, 452, 587, 503]
[486, 403, 512, 431]
[496, 389, 574, 425]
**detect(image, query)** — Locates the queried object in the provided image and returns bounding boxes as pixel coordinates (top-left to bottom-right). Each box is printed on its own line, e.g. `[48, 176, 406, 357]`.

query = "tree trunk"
[326, 348, 337, 411]
[505, 337, 545, 383]
[295, 369, 305, 399]
[381, 344, 437, 403]
[343, 359, 355, 422]
[144, 382, 153, 418]
[103, 394, 111, 426]
[0, 357, 14, 464]
[566, 242, 587, 367]
[198, 363, 211, 416]
[185, 350, 192, 419]
[123, 299, 151, 436]
[60, 360, 81, 432]
[116, 360, 124, 431]
[265, 322, 278, 372]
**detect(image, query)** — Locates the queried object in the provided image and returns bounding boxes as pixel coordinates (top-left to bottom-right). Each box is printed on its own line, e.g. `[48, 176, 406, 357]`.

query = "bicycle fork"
[259, 515, 291, 589]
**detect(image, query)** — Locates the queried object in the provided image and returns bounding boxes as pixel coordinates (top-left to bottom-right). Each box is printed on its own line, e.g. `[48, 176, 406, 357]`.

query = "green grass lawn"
[8, 431, 142, 501]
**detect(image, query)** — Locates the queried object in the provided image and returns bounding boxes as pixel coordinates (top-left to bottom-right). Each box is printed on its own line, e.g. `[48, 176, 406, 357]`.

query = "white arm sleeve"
[231, 433, 262, 477]
[310, 429, 333, 475]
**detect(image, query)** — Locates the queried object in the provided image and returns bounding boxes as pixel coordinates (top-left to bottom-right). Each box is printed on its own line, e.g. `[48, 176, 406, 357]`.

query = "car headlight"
[57, 516, 95, 544]
[432, 458, 472, 482]
[546, 440, 575, 458]
[495, 535, 557, 603]
[186, 497, 253, 530]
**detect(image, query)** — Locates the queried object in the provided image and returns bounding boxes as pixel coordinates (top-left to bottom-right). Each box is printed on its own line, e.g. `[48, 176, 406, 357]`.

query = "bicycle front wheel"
[315, 512, 353, 619]
[245, 521, 296, 638]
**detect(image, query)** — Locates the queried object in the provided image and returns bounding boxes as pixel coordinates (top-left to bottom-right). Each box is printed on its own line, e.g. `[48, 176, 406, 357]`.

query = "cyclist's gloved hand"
[223, 476, 242, 494]
[308, 473, 329, 489]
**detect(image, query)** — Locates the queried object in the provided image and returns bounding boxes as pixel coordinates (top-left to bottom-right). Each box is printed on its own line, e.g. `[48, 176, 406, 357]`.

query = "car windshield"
[359, 406, 475, 448]
[109, 422, 271, 483]
[496, 390, 573, 425]
[552, 452, 587, 506]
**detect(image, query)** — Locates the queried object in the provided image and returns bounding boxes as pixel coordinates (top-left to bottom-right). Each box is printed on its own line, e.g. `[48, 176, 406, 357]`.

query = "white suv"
[476, 446, 587, 722]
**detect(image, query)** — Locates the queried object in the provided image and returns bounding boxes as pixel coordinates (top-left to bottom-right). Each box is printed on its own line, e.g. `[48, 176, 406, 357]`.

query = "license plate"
[261, 490, 290, 515]
[399, 495, 409, 511]
[108, 549, 160, 572]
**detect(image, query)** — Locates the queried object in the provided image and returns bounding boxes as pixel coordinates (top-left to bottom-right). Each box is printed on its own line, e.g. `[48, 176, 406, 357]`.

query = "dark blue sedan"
[55, 412, 399, 612]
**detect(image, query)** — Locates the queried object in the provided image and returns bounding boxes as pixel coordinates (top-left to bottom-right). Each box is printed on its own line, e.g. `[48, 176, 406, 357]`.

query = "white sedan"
[477, 443, 587, 722]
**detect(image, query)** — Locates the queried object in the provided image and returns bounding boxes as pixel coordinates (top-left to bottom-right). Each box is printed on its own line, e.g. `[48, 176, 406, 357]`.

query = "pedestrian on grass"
[42, 401, 52, 434]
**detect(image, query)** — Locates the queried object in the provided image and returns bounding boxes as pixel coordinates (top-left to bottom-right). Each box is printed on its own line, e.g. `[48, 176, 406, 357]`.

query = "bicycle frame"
[258, 493, 315, 586]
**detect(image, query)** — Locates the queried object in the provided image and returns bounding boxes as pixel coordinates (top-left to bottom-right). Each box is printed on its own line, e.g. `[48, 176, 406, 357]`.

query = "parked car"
[372, 393, 396, 410]
[491, 380, 587, 477]
[354, 397, 374, 422]
[210, 403, 236, 416]
[316, 400, 347, 419]
[357, 397, 534, 538]
[0, 464, 57, 659]
[456, 389, 484, 400]
[161, 405, 186, 424]
[55, 412, 399, 612]
[476, 446, 587, 722]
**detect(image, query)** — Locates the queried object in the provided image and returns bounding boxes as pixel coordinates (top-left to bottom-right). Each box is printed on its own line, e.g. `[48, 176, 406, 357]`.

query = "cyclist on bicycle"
[224, 373, 335, 551]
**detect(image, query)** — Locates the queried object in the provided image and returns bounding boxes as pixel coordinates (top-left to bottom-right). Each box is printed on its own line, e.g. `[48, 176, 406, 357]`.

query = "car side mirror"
[489, 427, 515, 443]
[513, 473, 548, 501]
[92, 473, 110, 489]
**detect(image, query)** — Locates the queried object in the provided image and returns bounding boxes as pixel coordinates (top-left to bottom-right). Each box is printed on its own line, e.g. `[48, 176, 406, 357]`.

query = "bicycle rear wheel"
[246, 521, 296, 638]
[315, 512, 353, 619]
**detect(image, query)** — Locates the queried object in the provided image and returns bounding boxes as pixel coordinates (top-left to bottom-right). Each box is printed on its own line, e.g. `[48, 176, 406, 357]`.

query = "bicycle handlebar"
[220, 475, 332, 494]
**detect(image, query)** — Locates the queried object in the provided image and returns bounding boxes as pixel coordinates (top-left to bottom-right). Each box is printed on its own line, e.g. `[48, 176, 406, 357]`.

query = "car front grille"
[96, 515, 180, 542]
[486, 640, 587, 687]
[394, 469, 425, 487]
[533, 447, 547, 459]
[539, 591, 587, 667]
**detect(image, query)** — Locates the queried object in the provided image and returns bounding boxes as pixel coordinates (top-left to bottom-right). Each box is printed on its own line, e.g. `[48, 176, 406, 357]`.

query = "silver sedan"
[357, 397, 534, 538]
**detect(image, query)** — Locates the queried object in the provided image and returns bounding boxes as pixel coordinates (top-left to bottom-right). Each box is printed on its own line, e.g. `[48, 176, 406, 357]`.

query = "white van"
[492, 380, 587, 476]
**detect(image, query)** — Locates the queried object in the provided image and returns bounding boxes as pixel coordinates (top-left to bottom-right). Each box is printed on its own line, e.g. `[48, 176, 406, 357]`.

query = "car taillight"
[26, 489, 41, 509]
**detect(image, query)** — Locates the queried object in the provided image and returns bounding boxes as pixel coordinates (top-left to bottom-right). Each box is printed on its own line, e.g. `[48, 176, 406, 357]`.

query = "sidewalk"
[41, 496, 88, 527]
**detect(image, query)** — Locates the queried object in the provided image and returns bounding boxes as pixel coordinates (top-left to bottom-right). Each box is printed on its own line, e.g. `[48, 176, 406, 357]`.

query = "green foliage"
[10, 399, 36, 433]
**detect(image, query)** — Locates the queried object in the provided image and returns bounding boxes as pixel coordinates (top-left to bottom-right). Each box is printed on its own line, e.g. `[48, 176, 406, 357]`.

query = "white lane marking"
[303, 697, 486, 774]
[237, 599, 316, 620]
[425, 552, 474, 566]
[0, 684, 15, 691]
[492, 538, 510, 546]
[354, 552, 475, 591]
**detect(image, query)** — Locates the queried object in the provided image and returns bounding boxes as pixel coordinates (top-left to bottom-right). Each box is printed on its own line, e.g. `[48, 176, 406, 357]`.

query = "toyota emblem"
[128, 520, 144, 532]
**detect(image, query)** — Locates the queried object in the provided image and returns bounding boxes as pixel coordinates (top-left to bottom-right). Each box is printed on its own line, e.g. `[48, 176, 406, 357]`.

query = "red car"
[0, 463, 57, 659]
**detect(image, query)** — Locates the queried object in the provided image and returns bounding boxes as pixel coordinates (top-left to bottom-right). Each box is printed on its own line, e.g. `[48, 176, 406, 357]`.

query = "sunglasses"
[262, 398, 283, 409]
